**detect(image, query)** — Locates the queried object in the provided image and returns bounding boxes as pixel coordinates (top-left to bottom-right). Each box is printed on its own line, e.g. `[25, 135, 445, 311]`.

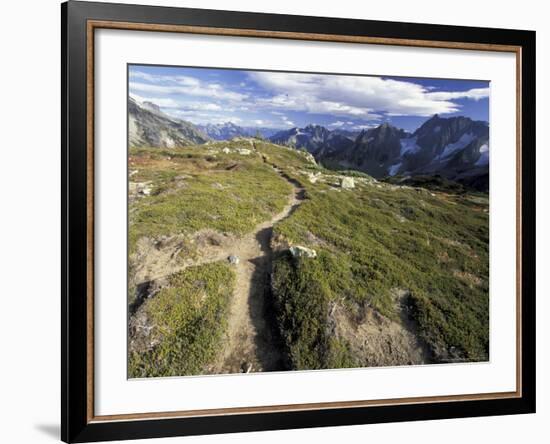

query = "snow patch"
[475, 144, 489, 166]
[388, 163, 402, 176]
[400, 137, 420, 155]
[437, 133, 476, 159]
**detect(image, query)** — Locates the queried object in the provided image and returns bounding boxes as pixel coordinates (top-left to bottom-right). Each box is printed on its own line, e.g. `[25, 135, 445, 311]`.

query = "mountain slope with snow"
[321, 115, 489, 190]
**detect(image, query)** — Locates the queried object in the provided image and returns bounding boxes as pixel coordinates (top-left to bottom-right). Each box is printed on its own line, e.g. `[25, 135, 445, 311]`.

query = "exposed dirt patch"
[328, 289, 432, 367]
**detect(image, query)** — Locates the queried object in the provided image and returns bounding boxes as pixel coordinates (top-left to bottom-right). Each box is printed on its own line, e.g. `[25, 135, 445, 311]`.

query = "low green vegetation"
[254, 141, 489, 369]
[272, 252, 358, 370]
[128, 139, 490, 376]
[129, 261, 235, 378]
[128, 141, 292, 256]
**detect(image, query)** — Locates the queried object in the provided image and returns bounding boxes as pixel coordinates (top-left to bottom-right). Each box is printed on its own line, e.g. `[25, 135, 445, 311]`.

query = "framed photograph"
[62, 1, 536, 442]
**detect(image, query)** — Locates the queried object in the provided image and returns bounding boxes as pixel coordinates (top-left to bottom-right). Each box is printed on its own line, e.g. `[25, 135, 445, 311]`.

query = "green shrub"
[129, 261, 235, 377]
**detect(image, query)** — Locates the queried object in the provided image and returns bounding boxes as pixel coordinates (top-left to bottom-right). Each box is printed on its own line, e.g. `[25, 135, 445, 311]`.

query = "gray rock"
[289, 246, 317, 258]
[228, 255, 240, 265]
[307, 172, 322, 184]
[340, 177, 355, 189]
[138, 184, 153, 196]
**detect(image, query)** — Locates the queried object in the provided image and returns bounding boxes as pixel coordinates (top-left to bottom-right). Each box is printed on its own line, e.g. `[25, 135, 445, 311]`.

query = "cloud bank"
[128, 67, 489, 127]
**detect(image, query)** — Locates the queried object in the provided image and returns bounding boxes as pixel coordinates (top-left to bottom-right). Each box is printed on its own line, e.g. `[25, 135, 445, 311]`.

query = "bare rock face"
[128, 97, 209, 148]
[289, 246, 317, 258]
[340, 177, 355, 189]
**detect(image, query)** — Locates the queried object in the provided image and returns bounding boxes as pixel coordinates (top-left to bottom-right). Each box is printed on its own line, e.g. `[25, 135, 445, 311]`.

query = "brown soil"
[329, 289, 432, 367]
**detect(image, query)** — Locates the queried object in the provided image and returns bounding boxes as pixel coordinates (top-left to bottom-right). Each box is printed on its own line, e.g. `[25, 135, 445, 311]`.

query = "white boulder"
[289, 246, 317, 258]
[340, 177, 355, 189]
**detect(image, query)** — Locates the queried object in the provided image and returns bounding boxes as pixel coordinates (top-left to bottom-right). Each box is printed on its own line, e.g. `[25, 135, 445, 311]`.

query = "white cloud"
[426, 87, 490, 101]
[248, 72, 486, 118]
[328, 121, 346, 128]
[279, 114, 295, 127]
[130, 81, 247, 102]
[169, 110, 244, 125]
[129, 68, 487, 129]
[129, 70, 248, 103]
[130, 94, 223, 113]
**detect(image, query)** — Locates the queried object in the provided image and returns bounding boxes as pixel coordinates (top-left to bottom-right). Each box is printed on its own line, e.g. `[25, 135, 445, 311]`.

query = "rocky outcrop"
[129, 97, 209, 148]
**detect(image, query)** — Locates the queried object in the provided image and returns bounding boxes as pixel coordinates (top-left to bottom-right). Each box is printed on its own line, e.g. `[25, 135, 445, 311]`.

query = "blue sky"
[129, 65, 489, 133]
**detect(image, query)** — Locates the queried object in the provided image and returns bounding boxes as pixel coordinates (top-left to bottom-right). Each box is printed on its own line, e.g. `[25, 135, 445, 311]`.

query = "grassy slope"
[128, 141, 292, 256]
[128, 139, 489, 375]
[129, 261, 235, 378]
[255, 141, 489, 369]
[128, 140, 293, 377]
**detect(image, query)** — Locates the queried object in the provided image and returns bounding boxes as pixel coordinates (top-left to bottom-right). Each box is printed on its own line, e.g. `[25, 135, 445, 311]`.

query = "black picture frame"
[62, 1, 536, 442]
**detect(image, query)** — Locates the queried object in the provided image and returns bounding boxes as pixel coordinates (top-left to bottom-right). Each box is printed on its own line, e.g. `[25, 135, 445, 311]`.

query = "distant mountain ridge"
[199, 122, 281, 140]
[128, 96, 488, 190]
[269, 124, 355, 158]
[270, 116, 489, 191]
[129, 98, 209, 148]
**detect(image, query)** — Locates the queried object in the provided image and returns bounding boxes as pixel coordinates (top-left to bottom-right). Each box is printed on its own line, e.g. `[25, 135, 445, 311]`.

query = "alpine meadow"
[127, 65, 490, 378]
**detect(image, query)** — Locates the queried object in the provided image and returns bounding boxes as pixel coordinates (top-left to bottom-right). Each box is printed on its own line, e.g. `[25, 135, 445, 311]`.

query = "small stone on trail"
[228, 255, 240, 265]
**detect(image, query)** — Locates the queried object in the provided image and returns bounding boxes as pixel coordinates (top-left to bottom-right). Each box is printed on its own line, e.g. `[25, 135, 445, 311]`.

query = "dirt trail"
[129, 150, 305, 374]
[209, 170, 303, 374]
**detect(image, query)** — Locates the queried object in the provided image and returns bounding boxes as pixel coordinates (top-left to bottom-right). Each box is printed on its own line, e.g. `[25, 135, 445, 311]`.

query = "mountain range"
[128, 98, 489, 190]
[269, 124, 356, 159]
[198, 122, 280, 140]
[269, 116, 489, 190]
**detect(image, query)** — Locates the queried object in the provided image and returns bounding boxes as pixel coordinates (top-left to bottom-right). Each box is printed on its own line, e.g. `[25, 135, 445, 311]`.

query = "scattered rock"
[394, 213, 407, 223]
[453, 270, 482, 287]
[222, 147, 231, 154]
[307, 172, 321, 184]
[228, 255, 240, 265]
[340, 177, 355, 189]
[303, 152, 317, 165]
[237, 148, 251, 155]
[129, 181, 154, 198]
[289, 246, 317, 258]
